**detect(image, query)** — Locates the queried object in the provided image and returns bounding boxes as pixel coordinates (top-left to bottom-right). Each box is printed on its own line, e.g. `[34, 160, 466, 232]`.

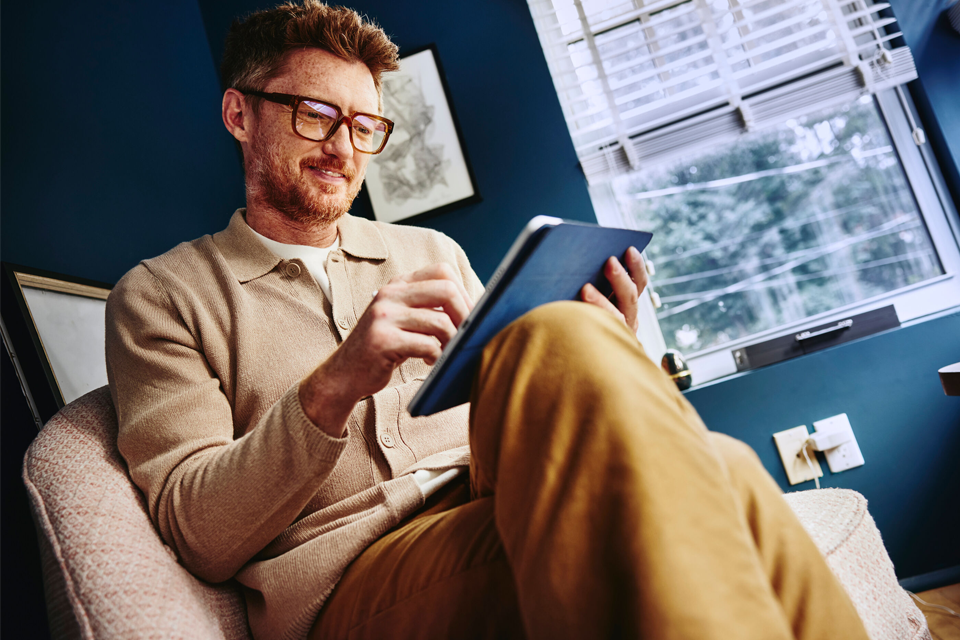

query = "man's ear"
[222, 88, 251, 143]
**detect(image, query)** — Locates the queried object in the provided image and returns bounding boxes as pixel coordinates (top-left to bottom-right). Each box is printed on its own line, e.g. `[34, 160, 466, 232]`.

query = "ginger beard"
[247, 132, 364, 226]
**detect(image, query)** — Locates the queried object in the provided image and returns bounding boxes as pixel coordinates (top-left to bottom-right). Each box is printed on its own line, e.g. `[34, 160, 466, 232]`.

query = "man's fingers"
[363, 302, 458, 355]
[323, 264, 472, 405]
[580, 283, 626, 325]
[607, 256, 639, 308]
[345, 318, 445, 372]
[389, 306, 459, 347]
[344, 306, 451, 371]
[376, 326, 446, 365]
[377, 279, 471, 328]
[624, 246, 649, 296]
[604, 255, 640, 331]
[394, 263, 475, 312]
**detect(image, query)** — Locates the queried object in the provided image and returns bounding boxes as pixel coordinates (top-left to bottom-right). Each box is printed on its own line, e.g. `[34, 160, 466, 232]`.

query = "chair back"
[22, 386, 253, 639]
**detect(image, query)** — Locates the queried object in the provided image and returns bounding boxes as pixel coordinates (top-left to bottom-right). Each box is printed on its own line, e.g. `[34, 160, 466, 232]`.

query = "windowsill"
[681, 303, 960, 394]
[675, 270, 960, 386]
[682, 273, 955, 363]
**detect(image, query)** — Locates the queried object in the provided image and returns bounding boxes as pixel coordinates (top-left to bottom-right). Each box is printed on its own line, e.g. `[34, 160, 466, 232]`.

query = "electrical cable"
[906, 591, 960, 619]
[800, 443, 820, 490]
[804, 431, 852, 453]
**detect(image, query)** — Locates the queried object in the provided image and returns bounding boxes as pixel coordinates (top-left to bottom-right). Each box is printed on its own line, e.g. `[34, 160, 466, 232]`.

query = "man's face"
[245, 48, 381, 226]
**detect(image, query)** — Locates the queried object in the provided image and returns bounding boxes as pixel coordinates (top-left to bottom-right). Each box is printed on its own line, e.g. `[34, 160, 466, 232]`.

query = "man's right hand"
[298, 263, 475, 437]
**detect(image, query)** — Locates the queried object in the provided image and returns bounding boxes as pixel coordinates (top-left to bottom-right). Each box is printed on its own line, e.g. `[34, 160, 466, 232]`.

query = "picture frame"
[1, 262, 112, 427]
[365, 44, 481, 224]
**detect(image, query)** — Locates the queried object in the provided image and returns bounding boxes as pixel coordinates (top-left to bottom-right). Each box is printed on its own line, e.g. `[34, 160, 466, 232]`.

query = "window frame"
[592, 86, 960, 384]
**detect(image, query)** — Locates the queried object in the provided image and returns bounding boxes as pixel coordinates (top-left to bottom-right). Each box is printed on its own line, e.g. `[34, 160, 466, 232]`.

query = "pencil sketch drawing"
[377, 73, 450, 205]
[365, 46, 478, 223]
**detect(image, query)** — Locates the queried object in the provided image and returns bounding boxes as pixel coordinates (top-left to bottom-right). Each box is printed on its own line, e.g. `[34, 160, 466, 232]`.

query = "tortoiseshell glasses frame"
[241, 90, 395, 154]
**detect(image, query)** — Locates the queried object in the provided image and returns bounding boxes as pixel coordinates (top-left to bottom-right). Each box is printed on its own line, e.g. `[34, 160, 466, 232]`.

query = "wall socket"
[773, 425, 822, 486]
[813, 413, 865, 473]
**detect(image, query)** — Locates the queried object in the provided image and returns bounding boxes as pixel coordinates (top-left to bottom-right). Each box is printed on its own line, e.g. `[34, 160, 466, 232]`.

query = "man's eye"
[354, 124, 372, 136]
[299, 103, 337, 124]
[305, 111, 334, 122]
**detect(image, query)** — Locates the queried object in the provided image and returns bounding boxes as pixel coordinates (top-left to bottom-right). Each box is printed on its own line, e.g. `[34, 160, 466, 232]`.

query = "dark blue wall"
[0, 0, 245, 284]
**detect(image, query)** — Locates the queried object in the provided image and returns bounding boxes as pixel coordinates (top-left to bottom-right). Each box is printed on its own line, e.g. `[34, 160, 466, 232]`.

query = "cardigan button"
[380, 433, 395, 448]
[284, 262, 302, 278]
[337, 317, 350, 329]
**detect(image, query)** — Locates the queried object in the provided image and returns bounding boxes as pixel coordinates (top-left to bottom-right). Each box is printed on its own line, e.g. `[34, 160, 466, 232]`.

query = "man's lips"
[312, 167, 345, 179]
[304, 160, 352, 182]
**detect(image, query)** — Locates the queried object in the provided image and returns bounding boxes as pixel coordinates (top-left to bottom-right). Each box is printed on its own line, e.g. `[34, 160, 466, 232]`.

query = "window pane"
[608, 95, 943, 353]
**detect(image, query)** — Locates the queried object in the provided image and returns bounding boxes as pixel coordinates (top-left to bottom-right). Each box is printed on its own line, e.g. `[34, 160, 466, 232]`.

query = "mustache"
[301, 156, 355, 180]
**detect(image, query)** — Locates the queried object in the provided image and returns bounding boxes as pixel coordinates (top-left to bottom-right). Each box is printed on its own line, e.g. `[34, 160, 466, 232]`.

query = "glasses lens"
[296, 100, 339, 141]
[352, 115, 388, 153]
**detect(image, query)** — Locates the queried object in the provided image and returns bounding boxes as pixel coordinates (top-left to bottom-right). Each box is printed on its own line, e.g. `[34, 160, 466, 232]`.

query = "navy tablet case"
[408, 216, 653, 417]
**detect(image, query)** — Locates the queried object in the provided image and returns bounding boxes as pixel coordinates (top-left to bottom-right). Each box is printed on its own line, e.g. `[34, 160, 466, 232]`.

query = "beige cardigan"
[105, 211, 485, 640]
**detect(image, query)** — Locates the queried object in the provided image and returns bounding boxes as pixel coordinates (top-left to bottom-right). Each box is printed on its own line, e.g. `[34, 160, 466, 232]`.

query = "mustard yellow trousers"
[312, 301, 869, 640]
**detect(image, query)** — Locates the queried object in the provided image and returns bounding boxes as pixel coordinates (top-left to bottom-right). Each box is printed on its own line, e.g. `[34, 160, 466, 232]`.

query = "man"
[105, 2, 871, 639]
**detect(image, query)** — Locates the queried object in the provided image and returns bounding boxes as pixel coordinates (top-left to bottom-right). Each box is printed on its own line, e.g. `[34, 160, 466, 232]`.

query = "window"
[528, 0, 960, 383]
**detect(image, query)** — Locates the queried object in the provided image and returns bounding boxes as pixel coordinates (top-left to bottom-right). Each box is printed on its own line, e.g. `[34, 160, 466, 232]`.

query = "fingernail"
[628, 246, 640, 259]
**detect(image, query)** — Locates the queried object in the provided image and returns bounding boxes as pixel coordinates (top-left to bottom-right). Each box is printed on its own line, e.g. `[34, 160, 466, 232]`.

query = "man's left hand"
[579, 246, 648, 333]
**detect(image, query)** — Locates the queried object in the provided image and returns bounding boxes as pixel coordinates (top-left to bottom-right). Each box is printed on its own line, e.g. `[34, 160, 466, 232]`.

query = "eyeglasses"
[241, 90, 394, 155]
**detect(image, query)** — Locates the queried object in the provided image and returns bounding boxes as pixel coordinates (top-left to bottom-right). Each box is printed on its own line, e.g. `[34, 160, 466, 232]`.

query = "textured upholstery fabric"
[22, 386, 253, 640]
[784, 489, 931, 640]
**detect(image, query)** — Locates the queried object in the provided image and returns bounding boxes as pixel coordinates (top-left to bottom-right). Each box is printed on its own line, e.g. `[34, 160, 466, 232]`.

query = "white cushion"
[784, 489, 931, 640]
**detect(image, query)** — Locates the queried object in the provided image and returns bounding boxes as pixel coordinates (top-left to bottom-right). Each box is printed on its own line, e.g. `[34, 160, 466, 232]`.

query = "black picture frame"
[0, 262, 112, 427]
[364, 43, 482, 224]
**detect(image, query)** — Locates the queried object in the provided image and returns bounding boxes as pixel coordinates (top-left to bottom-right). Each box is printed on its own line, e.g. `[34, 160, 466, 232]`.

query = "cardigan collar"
[214, 209, 389, 283]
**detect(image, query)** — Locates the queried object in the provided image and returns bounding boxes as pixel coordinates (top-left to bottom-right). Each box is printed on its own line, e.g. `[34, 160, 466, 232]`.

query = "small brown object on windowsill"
[661, 349, 692, 391]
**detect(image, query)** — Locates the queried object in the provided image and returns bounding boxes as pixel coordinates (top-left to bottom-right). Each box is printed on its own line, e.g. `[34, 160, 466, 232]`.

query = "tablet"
[408, 216, 653, 417]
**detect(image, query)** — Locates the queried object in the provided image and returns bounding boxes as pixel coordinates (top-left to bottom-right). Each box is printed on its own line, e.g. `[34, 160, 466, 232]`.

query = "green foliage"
[609, 97, 942, 353]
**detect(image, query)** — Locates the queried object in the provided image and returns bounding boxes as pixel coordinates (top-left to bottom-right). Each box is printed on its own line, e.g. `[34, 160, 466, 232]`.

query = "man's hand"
[299, 263, 474, 437]
[579, 246, 648, 333]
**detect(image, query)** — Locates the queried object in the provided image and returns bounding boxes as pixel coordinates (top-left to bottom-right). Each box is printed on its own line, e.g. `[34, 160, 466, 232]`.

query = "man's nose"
[321, 119, 354, 158]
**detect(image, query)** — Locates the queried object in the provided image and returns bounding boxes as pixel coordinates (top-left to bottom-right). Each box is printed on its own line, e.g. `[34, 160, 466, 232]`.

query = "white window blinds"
[527, 0, 917, 183]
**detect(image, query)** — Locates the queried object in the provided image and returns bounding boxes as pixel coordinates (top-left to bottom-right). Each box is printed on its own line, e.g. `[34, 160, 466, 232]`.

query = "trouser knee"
[476, 300, 665, 411]
[492, 300, 642, 369]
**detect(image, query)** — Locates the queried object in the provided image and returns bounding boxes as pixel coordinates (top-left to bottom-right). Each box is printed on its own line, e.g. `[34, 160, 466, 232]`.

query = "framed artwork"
[365, 44, 481, 224]
[1, 262, 112, 427]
